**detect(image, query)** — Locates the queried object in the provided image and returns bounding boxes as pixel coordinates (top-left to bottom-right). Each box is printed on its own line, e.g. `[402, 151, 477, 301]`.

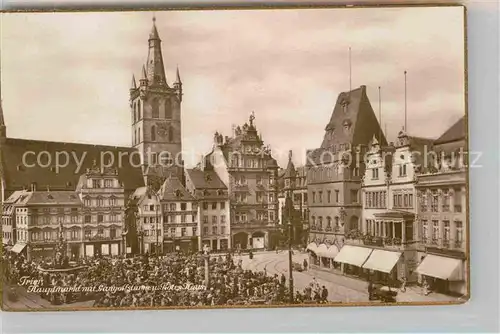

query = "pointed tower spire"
[174, 65, 183, 102]
[0, 80, 5, 139]
[146, 15, 167, 87]
[139, 64, 148, 86]
[175, 65, 182, 84]
[130, 74, 137, 90]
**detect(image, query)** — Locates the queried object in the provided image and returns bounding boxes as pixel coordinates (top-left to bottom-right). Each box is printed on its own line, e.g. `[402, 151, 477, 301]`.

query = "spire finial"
[175, 65, 182, 84]
[153, 12, 156, 23]
[288, 150, 292, 161]
[404, 70, 408, 133]
[249, 111, 255, 126]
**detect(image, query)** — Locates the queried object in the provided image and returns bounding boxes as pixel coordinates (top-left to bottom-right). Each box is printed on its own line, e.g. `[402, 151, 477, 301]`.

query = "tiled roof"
[0, 138, 145, 195]
[434, 116, 466, 145]
[185, 168, 227, 190]
[24, 191, 82, 206]
[159, 176, 195, 201]
[308, 85, 386, 166]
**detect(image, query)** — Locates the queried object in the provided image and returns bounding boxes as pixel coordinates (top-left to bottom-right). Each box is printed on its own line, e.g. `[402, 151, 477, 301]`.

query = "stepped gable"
[434, 116, 466, 145]
[0, 138, 144, 195]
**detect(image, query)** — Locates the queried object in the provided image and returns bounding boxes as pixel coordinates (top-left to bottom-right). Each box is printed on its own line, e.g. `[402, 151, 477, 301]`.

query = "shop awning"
[333, 245, 373, 267]
[415, 254, 463, 281]
[306, 242, 318, 253]
[362, 249, 402, 273]
[11, 243, 27, 253]
[320, 245, 340, 259]
[316, 244, 328, 257]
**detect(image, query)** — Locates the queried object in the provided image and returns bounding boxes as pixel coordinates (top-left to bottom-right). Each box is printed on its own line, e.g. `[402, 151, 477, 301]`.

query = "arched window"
[326, 216, 332, 228]
[137, 101, 141, 120]
[168, 125, 174, 142]
[165, 100, 172, 119]
[138, 128, 141, 143]
[151, 125, 156, 141]
[152, 98, 160, 118]
[134, 129, 137, 145]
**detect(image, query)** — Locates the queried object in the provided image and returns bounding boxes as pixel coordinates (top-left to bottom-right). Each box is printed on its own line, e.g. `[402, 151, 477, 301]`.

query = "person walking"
[400, 276, 407, 293]
[303, 258, 308, 271]
[321, 285, 328, 303]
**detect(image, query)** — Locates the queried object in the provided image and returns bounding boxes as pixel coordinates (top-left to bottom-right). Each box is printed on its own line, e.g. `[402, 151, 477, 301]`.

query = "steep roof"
[434, 116, 466, 145]
[159, 176, 195, 201]
[185, 168, 227, 190]
[283, 159, 296, 179]
[0, 138, 144, 195]
[308, 85, 387, 165]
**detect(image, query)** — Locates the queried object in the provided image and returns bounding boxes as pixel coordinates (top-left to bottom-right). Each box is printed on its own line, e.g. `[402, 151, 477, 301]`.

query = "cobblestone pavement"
[238, 251, 460, 304]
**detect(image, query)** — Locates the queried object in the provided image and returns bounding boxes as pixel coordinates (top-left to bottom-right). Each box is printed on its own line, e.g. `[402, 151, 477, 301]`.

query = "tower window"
[151, 125, 156, 141]
[133, 102, 137, 123]
[165, 100, 172, 119]
[138, 101, 141, 120]
[138, 128, 141, 143]
[168, 125, 174, 142]
[152, 98, 160, 118]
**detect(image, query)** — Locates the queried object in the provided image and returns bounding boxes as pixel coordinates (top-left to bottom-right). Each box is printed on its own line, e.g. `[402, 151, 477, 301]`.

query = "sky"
[0, 7, 465, 168]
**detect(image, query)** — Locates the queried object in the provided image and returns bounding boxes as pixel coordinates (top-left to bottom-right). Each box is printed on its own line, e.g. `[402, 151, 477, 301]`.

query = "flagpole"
[404, 70, 407, 132]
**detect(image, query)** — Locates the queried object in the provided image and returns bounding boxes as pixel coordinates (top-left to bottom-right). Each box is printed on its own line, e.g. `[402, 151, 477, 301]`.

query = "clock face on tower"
[157, 122, 169, 138]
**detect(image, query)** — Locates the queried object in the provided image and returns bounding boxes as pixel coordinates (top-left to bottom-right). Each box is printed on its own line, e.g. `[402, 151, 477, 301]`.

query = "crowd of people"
[2, 251, 330, 307]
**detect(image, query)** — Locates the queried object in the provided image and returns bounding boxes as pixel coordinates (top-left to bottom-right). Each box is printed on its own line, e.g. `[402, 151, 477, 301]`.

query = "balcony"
[83, 235, 121, 242]
[346, 232, 414, 251]
[422, 237, 465, 252]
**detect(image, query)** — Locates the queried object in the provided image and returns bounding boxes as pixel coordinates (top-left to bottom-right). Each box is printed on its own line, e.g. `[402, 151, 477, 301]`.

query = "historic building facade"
[415, 116, 467, 296]
[306, 85, 386, 263]
[278, 151, 309, 245]
[185, 168, 231, 251]
[2, 189, 83, 260]
[129, 17, 184, 188]
[76, 165, 126, 257]
[160, 176, 199, 253]
[337, 130, 433, 283]
[202, 114, 280, 250]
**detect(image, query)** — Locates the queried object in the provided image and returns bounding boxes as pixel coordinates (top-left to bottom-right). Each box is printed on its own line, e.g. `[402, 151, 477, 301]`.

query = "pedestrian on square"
[400, 276, 407, 292]
[321, 285, 328, 303]
[303, 259, 308, 271]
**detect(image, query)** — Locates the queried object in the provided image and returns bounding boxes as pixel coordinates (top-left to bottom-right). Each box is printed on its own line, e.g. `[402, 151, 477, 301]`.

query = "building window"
[212, 202, 217, 210]
[169, 203, 176, 211]
[422, 220, 428, 242]
[256, 175, 262, 185]
[203, 215, 208, 224]
[97, 215, 104, 223]
[170, 228, 176, 236]
[104, 179, 113, 188]
[181, 214, 186, 223]
[151, 125, 157, 141]
[203, 227, 208, 235]
[97, 197, 104, 207]
[443, 220, 450, 246]
[92, 179, 101, 188]
[399, 164, 407, 177]
[312, 191, 316, 203]
[212, 226, 218, 235]
[327, 191, 331, 203]
[455, 221, 463, 248]
[372, 168, 379, 180]
[181, 203, 187, 211]
[431, 192, 439, 212]
[442, 191, 450, 212]
[165, 100, 172, 119]
[203, 202, 208, 210]
[318, 217, 323, 230]
[432, 220, 439, 244]
[351, 190, 358, 203]
[152, 98, 160, 118]
[335, 190, 339, 203]
[109, 197, 116, 207]
[221, 226, 226, 235]
[318, 191, 323, 203]
[326, 216, 332, 228]
[181, 228, 187, 237]
[220, 202, 225, 210]
[192, 227, 197, 236]
[221, 215, 226, 224]
[212, 216, 218, 224]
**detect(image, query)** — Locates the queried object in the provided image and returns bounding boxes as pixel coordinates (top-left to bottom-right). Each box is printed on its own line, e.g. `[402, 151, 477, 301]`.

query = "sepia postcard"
[0, 5, 468, 311]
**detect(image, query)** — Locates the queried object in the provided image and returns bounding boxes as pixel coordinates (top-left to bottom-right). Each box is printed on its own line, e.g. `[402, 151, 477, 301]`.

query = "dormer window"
[342, 120, 352, 133]
[217, 190, 223, 196]
[175, 189, 182, 198]
[205, 174, 212, 182]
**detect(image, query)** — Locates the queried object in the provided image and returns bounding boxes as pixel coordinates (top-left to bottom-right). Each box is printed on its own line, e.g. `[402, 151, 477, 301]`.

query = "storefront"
[415, 254, 465, 295]
[84, 242, 120, 257]
[334, 245, 373, 277]
[28, 244, 53, 260]
[361, 249, 402, 285]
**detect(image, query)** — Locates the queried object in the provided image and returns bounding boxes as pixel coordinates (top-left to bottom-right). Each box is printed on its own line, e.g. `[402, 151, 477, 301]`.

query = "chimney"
[31, 182, 37, 192]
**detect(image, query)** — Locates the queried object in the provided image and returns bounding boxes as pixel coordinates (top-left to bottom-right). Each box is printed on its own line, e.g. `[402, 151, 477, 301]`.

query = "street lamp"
[287, 220, 294, 303]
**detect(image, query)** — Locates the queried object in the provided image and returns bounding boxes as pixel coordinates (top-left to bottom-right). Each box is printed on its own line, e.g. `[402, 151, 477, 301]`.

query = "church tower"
[130, 17, 184, 189]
